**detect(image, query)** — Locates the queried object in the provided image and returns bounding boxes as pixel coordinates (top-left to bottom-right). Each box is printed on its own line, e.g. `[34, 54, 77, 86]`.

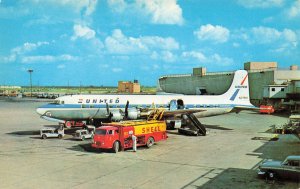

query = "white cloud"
[0, 0, 98, 19]
[237, 0, 284, 8]
[105, 29, 179, 54]
[112, 68, 122, 72]
[71, 24, 96, 40]
[21, 54, 78, 64]
[34, 0, 98, 16]
[248, 26, 297, 44]
[194, 24, 230, 43]
[107, 0, 184, 25]
[155, 51, 177, 62]
[85, 0, 98, 16]
[182, 50, 234, 66]
[286, 0, 300, 18]
[234, 26, 298, 54]
[12, 41, 49, 55]
[136, 0, 184, 25]
[251, 26, 281, 44]
[108, 0, 127, 13]
[182, 51, 207, 62]
[1, 41, 49, 63]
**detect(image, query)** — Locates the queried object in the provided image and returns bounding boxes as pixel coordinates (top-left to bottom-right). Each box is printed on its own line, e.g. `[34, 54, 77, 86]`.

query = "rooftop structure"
[118, 80, 140, 93]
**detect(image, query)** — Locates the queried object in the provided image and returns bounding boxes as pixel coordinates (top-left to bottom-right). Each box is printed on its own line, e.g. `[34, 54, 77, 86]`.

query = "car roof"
[286, 155, 300, 160]
[41, 127, 55, 130]
[76, 129, 87, 132]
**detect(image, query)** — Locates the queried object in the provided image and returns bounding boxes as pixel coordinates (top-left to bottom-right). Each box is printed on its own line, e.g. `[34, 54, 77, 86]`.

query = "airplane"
[36, 70, 257, 126]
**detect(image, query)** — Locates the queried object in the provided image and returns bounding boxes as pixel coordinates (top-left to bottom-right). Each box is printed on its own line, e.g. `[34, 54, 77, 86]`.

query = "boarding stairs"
[178, 113, 206, 136]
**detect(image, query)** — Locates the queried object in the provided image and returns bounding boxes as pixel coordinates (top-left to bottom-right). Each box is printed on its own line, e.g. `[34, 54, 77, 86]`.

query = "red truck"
[91, 120, 167, 153]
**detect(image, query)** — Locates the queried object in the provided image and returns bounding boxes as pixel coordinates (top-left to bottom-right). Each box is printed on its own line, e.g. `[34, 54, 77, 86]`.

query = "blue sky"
[0, 0, 299, 86]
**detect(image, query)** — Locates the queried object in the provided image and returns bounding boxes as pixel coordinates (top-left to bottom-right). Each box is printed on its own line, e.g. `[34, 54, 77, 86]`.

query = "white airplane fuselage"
[36, 70, 256, 122]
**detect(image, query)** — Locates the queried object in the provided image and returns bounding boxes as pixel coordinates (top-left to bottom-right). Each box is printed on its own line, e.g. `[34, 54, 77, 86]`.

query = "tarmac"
[0, 99, 299, 189]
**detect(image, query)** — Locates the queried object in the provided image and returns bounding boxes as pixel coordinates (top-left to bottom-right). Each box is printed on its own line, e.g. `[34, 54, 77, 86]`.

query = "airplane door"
[177, 99, 184, 109]
[169, 100, 177, 111]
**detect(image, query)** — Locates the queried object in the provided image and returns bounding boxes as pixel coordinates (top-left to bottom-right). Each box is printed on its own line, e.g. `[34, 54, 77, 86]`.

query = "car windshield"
[95, 129, 107, 135]
[50, 100, 60, 104]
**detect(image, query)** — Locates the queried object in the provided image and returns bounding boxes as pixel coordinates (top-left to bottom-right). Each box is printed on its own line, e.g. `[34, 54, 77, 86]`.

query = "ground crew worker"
[131, 132, 137, 152]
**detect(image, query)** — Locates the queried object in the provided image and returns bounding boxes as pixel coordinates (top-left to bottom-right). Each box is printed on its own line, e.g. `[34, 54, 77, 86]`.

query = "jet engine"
[111, 111, 123, 121]
[127, 109, 141, 120]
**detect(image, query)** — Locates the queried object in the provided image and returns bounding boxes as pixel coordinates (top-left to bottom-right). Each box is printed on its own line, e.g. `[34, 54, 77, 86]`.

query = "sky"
[0, 0, 299, 86]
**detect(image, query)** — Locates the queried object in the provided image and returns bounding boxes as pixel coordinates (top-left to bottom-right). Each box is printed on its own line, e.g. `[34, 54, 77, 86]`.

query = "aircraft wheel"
[113, 141, 120, 153]
[146, 137, 155, 148]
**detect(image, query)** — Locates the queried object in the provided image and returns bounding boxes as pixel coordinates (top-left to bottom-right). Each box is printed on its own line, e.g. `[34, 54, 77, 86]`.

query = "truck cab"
[92, 126, 121, 151]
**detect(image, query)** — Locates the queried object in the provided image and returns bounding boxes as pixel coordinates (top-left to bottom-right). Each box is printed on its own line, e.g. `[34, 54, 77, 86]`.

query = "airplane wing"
[162, 109, 206, 118]
[142, 108, 207, 120]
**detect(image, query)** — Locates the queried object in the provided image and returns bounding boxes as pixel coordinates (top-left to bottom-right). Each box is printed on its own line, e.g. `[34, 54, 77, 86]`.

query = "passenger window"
[108, 130, 113, 135]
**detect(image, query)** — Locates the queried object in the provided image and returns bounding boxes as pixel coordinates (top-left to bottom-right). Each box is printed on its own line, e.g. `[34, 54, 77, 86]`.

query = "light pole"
[27, 69, 33, 97]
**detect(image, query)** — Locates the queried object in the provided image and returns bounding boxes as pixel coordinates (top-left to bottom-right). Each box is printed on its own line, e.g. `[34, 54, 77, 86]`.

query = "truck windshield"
[95, 129, 107, 135]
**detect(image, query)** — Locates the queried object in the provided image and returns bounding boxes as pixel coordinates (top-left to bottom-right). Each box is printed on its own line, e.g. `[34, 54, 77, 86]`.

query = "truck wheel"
[58, 134, 62, 139]
[82, 136, 85, 141]
[146, 137, 155, 148]
[42, 134, 47, 139]
[113, 141, 120, 153]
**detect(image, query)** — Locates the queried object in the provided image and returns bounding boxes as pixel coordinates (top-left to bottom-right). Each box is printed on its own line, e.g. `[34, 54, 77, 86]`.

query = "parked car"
[73, 127, 95, 141]
[258, 155, 300, 181]
[40, 126, 64, 139]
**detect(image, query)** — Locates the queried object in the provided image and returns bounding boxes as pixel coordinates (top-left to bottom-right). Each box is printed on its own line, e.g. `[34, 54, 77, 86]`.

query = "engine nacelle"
[127, 109, 141, 120]
[111, 111, 123, 122]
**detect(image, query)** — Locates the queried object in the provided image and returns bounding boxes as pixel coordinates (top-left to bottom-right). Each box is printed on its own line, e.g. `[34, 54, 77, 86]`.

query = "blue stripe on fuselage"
[39, 103, 256, 109]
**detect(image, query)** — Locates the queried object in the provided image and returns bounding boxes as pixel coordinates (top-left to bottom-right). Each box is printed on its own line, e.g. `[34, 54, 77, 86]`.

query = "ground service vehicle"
[259, 105, 275, 114]
[258, 155, 300, 181]
[91, 120, 167, 153]
[40, 126, 64, 139]
[73, 126, 95, 141]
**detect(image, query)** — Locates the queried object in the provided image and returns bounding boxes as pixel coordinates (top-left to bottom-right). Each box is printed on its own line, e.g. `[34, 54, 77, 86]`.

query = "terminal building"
[118, 80, 140, 93]
[158, 62, 300, 112]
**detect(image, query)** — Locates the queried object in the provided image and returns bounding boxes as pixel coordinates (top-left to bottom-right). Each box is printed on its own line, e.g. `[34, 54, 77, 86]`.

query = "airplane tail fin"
[222, 70, 253, 106]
